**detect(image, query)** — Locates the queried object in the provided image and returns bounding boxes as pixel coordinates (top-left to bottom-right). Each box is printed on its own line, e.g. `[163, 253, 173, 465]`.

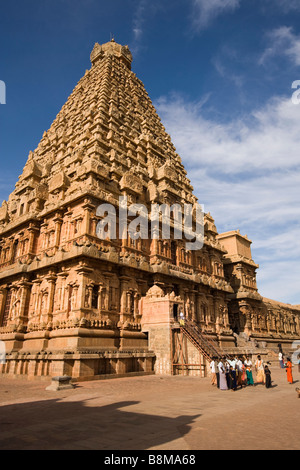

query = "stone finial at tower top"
[90, 39, 133, 69]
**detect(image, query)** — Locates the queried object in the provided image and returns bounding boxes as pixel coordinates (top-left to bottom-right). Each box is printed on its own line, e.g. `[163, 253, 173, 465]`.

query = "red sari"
[286, 361, 293, 384]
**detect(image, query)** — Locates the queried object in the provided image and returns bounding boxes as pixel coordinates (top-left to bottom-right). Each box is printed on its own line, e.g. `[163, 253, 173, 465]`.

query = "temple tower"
[0, 40, 299, 379]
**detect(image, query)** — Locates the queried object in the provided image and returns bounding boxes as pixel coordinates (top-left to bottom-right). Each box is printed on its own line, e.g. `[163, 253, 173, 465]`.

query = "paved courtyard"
[0, 364, 299, 451]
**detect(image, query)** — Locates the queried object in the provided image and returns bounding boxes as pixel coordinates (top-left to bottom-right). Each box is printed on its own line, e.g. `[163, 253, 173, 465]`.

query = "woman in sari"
[286, 357, 293, 384]
[264, 365, 272, 389]
[255, 355, 265, 384]
[218, 360, 228, 390]
[241, 361, 247, 387]
[244, 356, 254, 386]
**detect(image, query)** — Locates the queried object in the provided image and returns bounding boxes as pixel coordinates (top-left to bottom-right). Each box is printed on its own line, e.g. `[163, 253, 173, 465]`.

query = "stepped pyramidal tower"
[0, 40, 299, 380]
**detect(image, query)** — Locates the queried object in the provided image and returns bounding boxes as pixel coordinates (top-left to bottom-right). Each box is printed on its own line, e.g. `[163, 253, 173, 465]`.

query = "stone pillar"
[239, 301, 251, 335]
[27, 357, 38, 378]
[27, 223, 40, 255]
[99, 285, 108, 312]
[195, 293, 201, 323]
[120, 276, 130, 322]
[86, 285, 93, 309]
[206, 294, 213, 326]
[134, 292, 140, 317]
[56, 271, 68, 312]
[44, 273, 57, 325]
[0, 287, 7, 324]
[17, 279, 32, 329]
[82, 199, 95, 236]
[191, 290, 197, 322]
[126, 291, 131, 312]
[53, 213, 63, 247]
[214, 297, 221, 333]
[72, 264, 92, 319]
[150, 232, 159, 257]
[223, 303, 230, 329]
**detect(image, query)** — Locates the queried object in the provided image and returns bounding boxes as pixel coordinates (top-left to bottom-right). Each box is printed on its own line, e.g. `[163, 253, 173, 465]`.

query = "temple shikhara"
[0, 40, 299, 380]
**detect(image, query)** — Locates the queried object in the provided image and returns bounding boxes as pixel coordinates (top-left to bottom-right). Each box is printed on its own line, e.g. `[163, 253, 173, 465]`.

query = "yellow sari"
[255, 359, 265, 384]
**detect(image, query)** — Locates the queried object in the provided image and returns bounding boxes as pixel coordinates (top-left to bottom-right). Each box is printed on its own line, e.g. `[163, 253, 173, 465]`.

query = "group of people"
[209, 355, 275, 391]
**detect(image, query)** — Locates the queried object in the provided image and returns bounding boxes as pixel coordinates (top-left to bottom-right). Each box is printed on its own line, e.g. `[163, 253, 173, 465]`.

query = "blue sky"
[0, 0, 300, 304]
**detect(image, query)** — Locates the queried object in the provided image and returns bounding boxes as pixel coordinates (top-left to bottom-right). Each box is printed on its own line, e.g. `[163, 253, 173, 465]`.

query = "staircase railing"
[181, 319, 224, 360]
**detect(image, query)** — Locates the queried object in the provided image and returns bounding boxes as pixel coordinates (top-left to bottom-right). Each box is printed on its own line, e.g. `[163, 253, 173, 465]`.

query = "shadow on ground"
[0, 398, 200, 450]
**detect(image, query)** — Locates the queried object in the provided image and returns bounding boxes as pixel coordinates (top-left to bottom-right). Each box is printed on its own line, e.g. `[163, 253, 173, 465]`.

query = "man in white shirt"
[227, 356, 236, 369]
[209, 357, 217, 386]
[237, 357, 243, 372]
[218, 359, 228, 390]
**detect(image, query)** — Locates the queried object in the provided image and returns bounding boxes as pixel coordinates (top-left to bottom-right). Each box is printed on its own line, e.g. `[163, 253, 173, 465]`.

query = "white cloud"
[264, 0, 300, 13]
[133, 0, 147, 38]
[131, 0, 162, 55]
[256, 258, 300, 306]
[154, 93, 300, 304]
[190, 1, 300, 34]
[191, 0, 241, 30]
[131, 0, 149, 55]
[212, 55, 244, 89]
[260, 26, 300, 66]
[155, 94, 300, 174]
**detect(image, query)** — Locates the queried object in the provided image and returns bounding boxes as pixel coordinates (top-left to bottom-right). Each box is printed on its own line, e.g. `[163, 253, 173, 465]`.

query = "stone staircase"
[181, 320, 224, 360]
[181, 322, 284, 364]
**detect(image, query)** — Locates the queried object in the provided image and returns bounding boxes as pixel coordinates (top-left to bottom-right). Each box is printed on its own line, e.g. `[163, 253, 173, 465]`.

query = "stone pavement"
[0, 364, 299, 450]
